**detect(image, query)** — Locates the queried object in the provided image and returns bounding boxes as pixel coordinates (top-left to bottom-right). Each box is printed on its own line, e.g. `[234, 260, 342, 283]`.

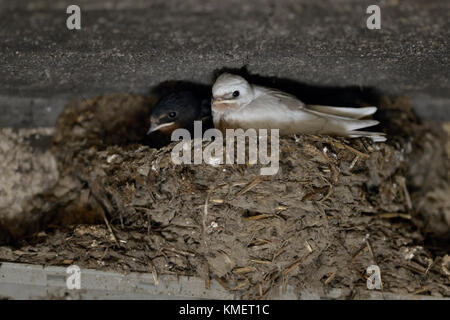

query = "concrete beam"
[0, 0, 449, 127]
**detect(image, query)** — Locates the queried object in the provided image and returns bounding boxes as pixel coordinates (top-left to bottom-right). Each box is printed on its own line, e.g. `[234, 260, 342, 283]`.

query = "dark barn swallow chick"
[147, 91, 213, 140]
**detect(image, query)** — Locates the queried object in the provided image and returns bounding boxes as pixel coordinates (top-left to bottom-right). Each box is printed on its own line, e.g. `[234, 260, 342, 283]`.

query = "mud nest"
[0, 94, 449, 299]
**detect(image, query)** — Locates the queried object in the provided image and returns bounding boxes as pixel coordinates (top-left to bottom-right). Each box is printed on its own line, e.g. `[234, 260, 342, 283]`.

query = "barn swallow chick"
[147, 90, 213, 137]
[211, 73, 386, 142]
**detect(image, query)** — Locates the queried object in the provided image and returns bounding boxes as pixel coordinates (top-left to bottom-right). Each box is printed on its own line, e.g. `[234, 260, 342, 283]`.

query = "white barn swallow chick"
[211, 73, 386, 142]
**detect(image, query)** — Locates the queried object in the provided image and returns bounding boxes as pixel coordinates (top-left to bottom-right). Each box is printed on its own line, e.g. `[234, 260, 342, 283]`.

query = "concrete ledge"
[0, 262, 447, 300]
[0, 262, 234, 300]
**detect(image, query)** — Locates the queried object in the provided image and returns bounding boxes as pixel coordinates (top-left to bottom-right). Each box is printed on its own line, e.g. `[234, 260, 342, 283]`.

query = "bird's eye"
[232, 90, 240, 97]
[168, 112, 177, 118]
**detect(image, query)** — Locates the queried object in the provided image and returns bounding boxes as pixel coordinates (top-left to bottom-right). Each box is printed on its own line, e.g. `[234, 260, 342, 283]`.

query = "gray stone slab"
[0, 0, 449, 125]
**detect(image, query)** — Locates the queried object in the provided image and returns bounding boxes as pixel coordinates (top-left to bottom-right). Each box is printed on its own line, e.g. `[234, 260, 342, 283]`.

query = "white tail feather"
[348, 131, 387, 142]
[339, 119, 380, 132]
[306, 107, 385, 142]
[307, 105, 377, 119]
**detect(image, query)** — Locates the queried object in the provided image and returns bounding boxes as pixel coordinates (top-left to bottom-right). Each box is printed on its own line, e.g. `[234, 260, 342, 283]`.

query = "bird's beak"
[146, 122, 175, 135]
[212, 98, 237, 104]
[212, 98, 237, 110]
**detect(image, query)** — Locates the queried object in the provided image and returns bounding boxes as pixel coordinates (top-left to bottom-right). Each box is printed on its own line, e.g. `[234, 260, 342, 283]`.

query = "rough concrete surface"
[0, 0, 449, 127]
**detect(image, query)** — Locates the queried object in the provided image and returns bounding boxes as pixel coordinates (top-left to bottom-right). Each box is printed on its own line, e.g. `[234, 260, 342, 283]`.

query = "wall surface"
[0, 0, 449, 127]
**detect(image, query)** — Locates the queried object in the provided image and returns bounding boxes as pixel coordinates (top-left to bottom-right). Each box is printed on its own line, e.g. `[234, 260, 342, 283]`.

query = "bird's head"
[147, 91, 203, 135]
[212, 73, 254, 112]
